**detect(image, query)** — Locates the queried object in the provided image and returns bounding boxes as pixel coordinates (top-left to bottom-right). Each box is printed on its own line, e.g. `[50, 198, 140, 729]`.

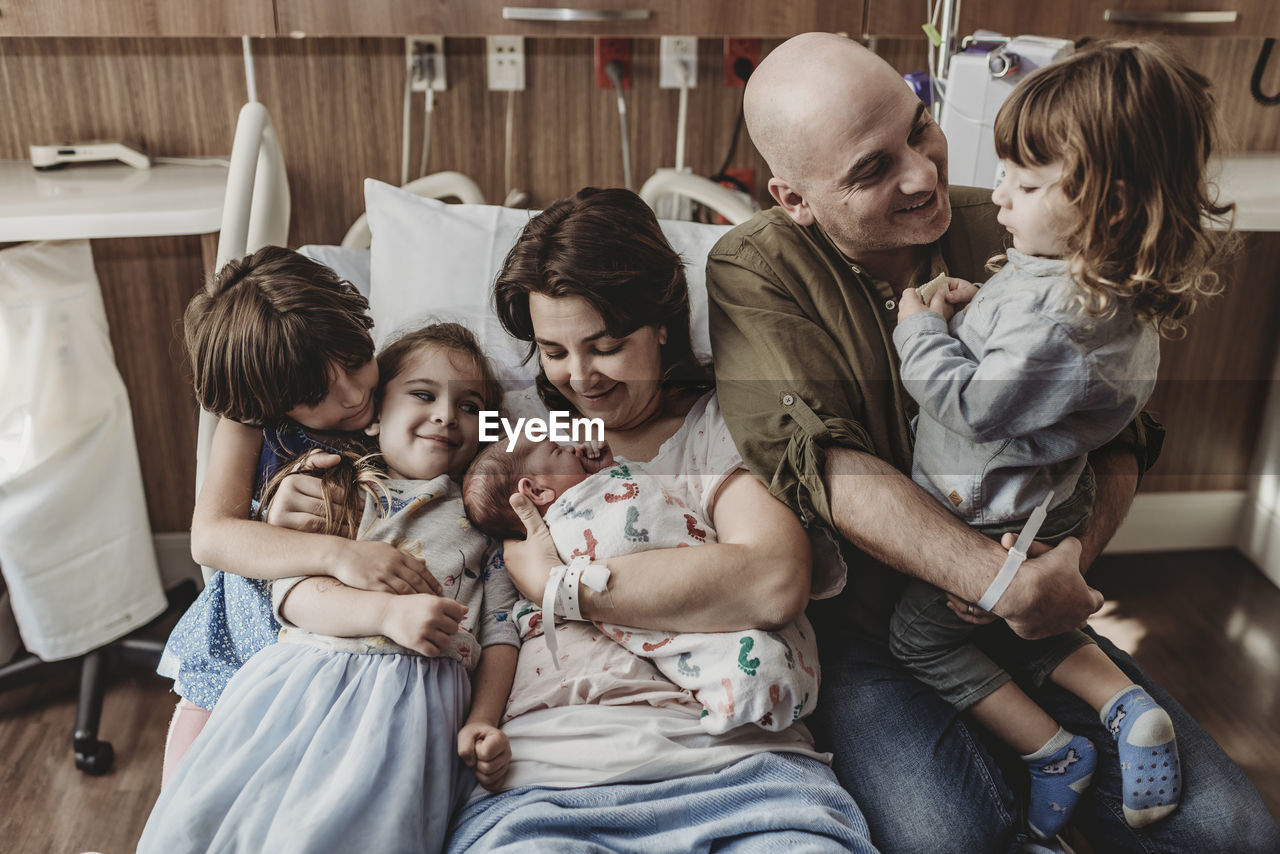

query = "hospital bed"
[196, 101, 745, 515]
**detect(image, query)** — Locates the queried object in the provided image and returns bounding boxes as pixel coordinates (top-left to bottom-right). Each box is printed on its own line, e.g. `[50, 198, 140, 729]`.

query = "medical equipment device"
[938, 34, 1074, 189]
[29, 140, 151, 170]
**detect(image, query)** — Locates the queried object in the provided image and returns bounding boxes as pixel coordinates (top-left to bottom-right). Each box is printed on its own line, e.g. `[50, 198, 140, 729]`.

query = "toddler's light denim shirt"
[893, 248, 1159, 525]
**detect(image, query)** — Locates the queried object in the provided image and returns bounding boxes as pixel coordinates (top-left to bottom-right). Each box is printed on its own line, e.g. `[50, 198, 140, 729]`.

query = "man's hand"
[457, 723, 511, 791]
[501, 493, 562, 600]
[991, 536, 1104, 639]
[946, 532, 1052, 625]
[332, 540, 441, 596]
[380, 593, 467, 657]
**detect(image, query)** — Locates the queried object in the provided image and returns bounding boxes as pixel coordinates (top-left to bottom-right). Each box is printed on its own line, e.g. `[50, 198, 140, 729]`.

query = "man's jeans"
[809, 624, 1280, 853]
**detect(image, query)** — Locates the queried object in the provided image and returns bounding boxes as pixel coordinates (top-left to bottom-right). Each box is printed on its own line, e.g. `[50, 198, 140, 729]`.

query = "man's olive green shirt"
[706, 187, 1160, 640]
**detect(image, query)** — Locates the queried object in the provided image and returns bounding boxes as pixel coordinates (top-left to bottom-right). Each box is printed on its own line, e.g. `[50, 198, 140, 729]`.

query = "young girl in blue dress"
[160, 247, 437, 783]
[140, 323, 519, 853]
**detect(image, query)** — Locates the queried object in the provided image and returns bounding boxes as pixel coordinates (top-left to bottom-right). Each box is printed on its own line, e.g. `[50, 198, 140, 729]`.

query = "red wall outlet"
[723, 38, 759, 87]
[595, 37, 632, 89]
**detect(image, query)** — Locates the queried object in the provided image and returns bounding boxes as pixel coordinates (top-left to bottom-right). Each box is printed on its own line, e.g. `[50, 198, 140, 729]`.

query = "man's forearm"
[822, 446, 1006, 602]
[823, 446, 1108, 639]
[1077, 446, 1140, 573]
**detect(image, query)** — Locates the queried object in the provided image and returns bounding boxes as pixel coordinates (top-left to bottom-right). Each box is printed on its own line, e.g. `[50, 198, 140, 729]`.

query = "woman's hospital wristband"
[540, 558, 612, 670]
[559, 559, 612, 620]
[975, 547, 1027, 612]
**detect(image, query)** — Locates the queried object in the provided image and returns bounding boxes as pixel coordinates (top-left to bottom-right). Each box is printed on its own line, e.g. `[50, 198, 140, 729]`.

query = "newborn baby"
[463, 436, 820, 734]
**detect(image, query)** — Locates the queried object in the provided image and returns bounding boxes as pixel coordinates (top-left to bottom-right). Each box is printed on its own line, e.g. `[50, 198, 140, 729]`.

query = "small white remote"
[29, 141, 151, 170]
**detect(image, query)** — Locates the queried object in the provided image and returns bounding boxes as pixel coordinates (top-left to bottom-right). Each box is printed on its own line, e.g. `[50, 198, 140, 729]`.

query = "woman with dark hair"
[445, 187, 873, 852]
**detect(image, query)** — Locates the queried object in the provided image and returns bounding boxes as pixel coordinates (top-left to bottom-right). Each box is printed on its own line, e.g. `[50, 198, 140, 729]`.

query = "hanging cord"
[1251, 38, 1280, 107]
[419, 86, 435, 178]
[400, 63, 413, 186]
[503, 91, 529, 207]
[708, 57, 754, 193]
[675, 59, 690, 170]
[605, 60, 633, 191]
[241, 36, 258, 103]
[418, 49, 438, 179]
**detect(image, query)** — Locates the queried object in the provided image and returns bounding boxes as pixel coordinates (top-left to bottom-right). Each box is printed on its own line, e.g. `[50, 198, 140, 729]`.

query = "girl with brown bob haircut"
[184, 245, 375, 426]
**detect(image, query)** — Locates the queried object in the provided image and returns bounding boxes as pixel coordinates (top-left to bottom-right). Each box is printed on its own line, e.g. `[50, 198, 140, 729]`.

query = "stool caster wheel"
[75, 740, 114, 775]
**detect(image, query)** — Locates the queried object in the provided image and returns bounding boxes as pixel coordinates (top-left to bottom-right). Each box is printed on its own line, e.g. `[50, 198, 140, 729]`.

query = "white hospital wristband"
[540, 559, 611, 670]
[975, 547, 1027, 612]
[976, 491, 1054, 613]
[559, 559, 612, 621]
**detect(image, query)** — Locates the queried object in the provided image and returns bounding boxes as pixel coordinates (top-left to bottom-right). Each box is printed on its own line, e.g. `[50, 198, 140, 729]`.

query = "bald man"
[707, 32, 1278, 854]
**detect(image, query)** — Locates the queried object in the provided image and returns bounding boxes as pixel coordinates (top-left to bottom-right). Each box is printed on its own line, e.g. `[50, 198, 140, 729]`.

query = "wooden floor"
[1, 550, 1278, 853]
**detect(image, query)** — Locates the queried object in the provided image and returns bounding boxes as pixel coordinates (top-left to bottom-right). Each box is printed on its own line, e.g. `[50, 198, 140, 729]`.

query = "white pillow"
[364, 179, 730, 396]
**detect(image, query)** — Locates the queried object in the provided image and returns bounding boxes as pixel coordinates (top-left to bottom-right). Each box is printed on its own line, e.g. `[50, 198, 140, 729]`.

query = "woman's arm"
[506, 470, 811, 633]
[191, 417, 436, 594]
[278, 576, 467, 654]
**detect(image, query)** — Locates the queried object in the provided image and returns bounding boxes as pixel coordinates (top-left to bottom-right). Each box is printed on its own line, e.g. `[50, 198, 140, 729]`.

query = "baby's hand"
[333, 540, 441, 596]
[575, 440, 615, 474]
[457, 723, 511, 791]
[381, 593, 467, 657]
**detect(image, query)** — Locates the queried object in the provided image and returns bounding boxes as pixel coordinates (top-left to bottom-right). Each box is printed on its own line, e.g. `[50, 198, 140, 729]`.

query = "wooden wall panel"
[0, 1, 275, 37]
[867, 0, 1280, 40]
[275, 0, 863, 38]
[1, 34, 1276, 530]
[1144, 233, 1280, 492]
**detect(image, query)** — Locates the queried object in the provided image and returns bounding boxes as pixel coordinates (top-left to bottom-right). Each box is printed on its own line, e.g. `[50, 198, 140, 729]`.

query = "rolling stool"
[0, 580, 195, 774]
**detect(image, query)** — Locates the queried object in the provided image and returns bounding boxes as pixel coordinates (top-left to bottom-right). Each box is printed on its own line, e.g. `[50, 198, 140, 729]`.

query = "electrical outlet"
[723, 38, 759, 87]
[407, 36, 446, 92]
[487, 35, 526, 91]
[659, 36, 698, 89]
[594, 37, 632, 89]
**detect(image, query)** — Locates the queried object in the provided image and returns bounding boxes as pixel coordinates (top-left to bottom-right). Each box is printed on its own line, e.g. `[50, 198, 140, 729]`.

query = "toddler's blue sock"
[1022, 727, 1097, 839]
[1102, 684, 1180, 827]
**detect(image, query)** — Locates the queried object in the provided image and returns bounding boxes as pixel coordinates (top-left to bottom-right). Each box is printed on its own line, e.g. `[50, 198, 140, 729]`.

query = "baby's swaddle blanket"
[514, 461, 820, 734]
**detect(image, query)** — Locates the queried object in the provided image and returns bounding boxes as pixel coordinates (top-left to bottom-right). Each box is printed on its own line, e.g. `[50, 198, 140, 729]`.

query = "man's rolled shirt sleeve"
[707, 218, 914, 531]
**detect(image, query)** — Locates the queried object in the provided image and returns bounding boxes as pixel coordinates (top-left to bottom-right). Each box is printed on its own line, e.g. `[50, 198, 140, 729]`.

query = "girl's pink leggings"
[161, 698, 211, 788]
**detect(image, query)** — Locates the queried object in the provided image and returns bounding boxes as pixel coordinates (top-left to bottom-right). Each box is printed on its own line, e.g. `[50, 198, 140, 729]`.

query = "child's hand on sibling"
[332, 540, 441, 596]
[457, 723, 511, 792]
[266, 450, 348, 533]
[380, 593, 468, 657]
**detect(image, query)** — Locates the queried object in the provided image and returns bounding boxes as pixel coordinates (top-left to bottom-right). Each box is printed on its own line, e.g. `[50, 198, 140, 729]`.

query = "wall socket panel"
[407, 36, 446, 92]
[486, 35, 526, 91]
[658, 36, 697, 89]
[594, 37, 632, 89]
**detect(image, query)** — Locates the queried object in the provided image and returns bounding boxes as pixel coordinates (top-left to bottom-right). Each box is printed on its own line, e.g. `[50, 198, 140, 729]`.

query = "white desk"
[0, 159, 227, 241]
